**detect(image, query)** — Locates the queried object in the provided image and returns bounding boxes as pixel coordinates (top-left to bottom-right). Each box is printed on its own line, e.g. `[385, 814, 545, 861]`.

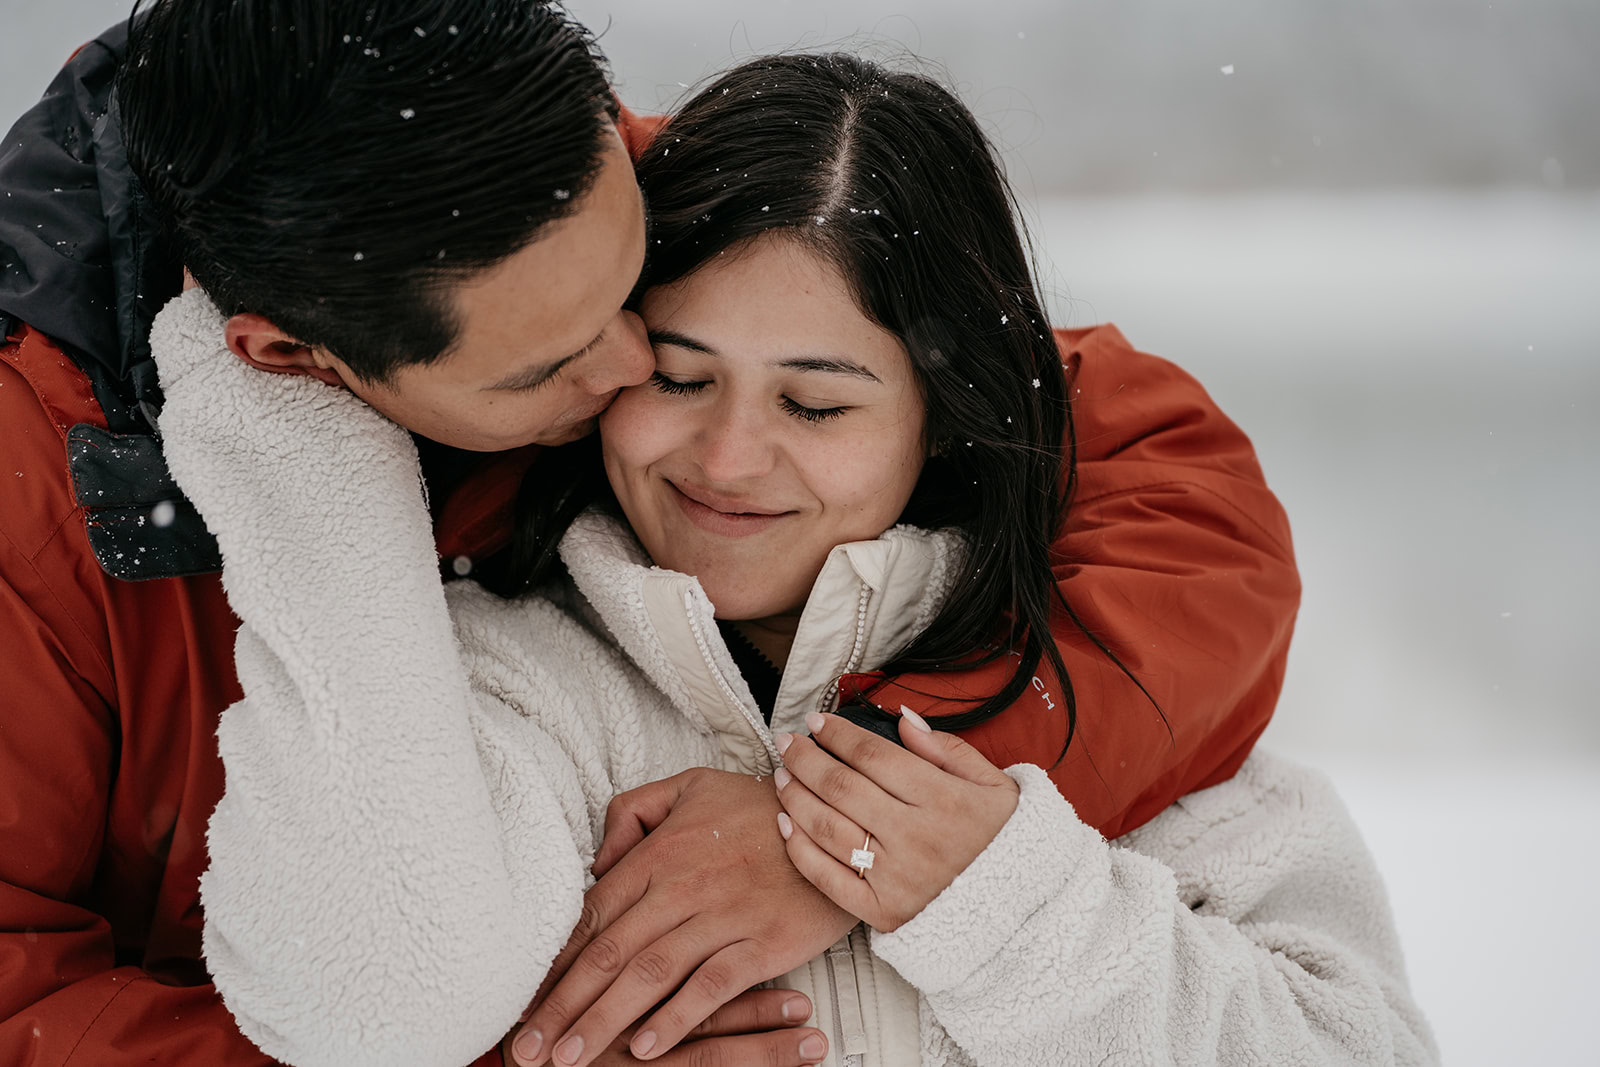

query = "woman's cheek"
[599, 387, 668, 458]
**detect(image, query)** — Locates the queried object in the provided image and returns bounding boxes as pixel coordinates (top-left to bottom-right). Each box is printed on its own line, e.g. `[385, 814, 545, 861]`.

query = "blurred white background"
[5, 1, 1598, 1062]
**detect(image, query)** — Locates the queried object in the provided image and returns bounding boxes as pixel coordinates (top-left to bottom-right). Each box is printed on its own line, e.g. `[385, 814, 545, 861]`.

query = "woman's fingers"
[779, 816, 881, 929]
[685, 989, 813, 1039]
[796, 712, 944, 806]
[773, 760, 875, 869]
[775, 724, 905, 832]
[895, 706, 1014, 787]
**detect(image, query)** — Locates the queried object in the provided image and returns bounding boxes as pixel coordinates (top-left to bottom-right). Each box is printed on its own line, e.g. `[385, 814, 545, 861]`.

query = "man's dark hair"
[118, 0, 618, 383]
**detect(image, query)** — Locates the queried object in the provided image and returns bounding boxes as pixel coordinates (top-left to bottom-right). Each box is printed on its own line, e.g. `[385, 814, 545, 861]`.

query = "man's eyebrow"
[648, 330, 880, 382]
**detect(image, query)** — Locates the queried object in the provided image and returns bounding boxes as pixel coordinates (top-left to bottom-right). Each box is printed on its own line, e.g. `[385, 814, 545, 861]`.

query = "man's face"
[319, 127, 653, 451]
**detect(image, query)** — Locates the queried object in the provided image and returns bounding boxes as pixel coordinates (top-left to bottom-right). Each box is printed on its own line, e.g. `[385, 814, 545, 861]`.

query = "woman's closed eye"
[780, 397, 847, 423]
[649, 371, 709, 396]
[649, 371, 849, 423]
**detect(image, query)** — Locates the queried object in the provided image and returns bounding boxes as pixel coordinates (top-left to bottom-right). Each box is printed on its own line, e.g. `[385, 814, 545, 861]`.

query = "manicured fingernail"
[554, 1034, 583, 1065]
[777, 812, 793, 840]
[799, 1033, 827, 1059]
[632, 1030, 657, 1057]
[775, 731, 794, 754]
[805, 711, 825, 734]
[512, 1028, 543, 1062]
[774, 767, 792, 789]
[899, 705, 933, 732]
[782, 995, 809, 1022]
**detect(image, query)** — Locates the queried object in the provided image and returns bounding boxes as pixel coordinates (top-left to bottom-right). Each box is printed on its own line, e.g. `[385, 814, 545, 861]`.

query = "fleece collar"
[557, 510, 965, 762]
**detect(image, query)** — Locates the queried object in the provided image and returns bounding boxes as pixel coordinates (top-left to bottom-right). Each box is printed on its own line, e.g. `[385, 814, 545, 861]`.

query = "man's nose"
[577, 310, 653, 394]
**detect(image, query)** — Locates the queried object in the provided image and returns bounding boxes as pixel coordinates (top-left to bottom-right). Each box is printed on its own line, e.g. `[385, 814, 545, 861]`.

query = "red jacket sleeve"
[0, 341, 505, 1067]
[864, 325, 1300, 838]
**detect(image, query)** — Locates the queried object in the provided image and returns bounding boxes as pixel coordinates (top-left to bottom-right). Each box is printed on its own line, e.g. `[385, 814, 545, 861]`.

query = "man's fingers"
[645, 1027, 829, 1067]
[520, 884, 680, 1065]
[626, 940, 771, 1061]
[593, 774, 686, 876]
[685, 988, 813, 1038]
[538, 870, 641, 1000]
[546, 922, 715, 1066]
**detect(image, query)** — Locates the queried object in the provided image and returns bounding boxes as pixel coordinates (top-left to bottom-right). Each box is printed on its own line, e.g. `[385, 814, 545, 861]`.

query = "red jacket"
[0, 33, 1298, 1067]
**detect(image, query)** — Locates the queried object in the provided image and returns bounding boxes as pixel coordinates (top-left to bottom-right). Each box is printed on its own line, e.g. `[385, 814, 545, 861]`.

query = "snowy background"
[5, 1, 1598, 1062]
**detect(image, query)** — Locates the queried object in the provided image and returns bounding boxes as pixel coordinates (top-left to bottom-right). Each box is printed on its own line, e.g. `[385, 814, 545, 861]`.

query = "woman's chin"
[700, 580, 803, 624]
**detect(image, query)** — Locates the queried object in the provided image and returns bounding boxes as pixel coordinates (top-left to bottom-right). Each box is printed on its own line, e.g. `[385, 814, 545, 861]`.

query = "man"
[0, 2, 1299, 1065]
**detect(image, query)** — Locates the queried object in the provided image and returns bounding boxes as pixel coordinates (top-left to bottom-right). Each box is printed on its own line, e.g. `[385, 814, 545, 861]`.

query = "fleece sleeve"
[149, 292, 588, 1067]
[871, 761, 1438, 1067]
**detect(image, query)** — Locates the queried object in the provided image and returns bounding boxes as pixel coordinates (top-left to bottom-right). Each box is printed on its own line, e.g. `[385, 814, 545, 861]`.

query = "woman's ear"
[224, 313, 346, 387]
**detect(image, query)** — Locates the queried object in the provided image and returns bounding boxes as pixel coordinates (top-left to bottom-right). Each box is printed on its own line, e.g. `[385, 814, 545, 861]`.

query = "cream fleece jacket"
[150, 291, 1437, 1067]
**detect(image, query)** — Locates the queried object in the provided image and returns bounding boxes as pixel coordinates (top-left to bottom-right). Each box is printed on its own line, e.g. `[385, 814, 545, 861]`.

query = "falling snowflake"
[400, 108, 416, 119]
[151, 501, 177, 528]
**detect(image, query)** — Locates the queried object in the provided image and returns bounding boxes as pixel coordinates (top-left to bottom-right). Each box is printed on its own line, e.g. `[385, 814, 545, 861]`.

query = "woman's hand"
[773, 708, 1020, 933]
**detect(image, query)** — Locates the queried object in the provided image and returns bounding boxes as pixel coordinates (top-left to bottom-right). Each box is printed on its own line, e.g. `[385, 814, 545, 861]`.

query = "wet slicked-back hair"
[503, 53, 1151, 749]
[118, 0, 617, 382]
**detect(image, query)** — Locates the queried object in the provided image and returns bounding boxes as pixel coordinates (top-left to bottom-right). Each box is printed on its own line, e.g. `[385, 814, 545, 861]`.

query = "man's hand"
[509, 768, 855, 1066]
[503, 988, 827, 1066]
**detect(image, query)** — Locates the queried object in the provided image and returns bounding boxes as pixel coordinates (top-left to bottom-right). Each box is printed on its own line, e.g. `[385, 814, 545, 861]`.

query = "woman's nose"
[694, 400, 777, 484]
[577, 310, 653, 394]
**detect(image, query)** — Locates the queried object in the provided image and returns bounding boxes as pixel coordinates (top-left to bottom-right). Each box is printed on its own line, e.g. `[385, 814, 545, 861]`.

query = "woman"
[151, 54, 1434, 1067]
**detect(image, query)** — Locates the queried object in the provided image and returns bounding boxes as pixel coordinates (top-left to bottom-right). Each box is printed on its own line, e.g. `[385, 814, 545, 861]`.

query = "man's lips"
[667, 480, 795, 537]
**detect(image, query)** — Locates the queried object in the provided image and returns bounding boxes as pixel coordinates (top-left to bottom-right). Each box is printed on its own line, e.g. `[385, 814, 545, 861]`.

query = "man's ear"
[224, 313, 346, 388]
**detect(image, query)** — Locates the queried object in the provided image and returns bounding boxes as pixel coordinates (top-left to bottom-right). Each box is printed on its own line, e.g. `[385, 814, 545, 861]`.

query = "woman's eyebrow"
[775, 355, 881, 382]
[647, 328, 715, 354]
[647, 329, 880, 382]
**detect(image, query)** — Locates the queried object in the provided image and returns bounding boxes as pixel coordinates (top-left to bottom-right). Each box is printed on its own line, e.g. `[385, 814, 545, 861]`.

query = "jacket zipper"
[681, 589, 784, 769]
[816, 582, 874, 718]
[824, 935, 868, 1067]
[821, 585, 874, 1064]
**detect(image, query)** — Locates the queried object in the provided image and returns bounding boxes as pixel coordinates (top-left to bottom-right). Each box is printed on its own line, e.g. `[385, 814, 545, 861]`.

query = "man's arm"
[0, 336, 308, 1066]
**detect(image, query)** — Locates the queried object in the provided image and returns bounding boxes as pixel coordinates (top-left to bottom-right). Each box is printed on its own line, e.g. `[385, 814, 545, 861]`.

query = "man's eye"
[650, 372, 708, 395]
[781, 397, 847, 423]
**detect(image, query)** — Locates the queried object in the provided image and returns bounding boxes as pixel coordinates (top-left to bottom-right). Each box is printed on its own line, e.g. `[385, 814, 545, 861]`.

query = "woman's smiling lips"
[667, 480, 795, 538]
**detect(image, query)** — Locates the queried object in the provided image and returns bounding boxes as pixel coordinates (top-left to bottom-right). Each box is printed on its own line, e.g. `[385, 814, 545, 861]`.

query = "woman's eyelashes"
[780, 396, 847, 423]
[648, 371, 849, 422]
[647, 371, 707, 396]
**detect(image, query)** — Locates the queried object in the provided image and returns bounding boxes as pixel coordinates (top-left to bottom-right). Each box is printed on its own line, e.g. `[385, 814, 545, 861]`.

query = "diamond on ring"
[850, 832, 875, 876]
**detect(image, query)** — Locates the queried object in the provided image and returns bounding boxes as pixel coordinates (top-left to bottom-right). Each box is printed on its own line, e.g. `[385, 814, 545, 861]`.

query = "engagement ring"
[850, 832, 875, 877]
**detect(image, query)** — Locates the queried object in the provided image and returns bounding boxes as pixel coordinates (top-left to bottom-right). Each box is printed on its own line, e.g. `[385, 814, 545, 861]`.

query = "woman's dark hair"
[118, 0, 617, 384]
[498, 52, 1151, 750]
